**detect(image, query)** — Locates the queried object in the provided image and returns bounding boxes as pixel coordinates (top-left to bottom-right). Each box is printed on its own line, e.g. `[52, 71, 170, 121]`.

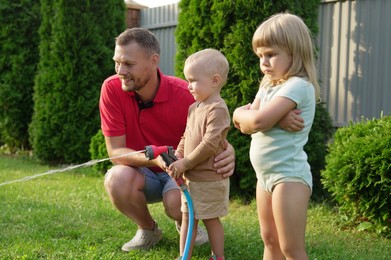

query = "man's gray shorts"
[139, 167, 179, 203]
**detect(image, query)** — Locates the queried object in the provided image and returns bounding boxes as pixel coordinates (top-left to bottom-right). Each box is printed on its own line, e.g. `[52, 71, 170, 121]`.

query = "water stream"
[0, 150, 146, 187]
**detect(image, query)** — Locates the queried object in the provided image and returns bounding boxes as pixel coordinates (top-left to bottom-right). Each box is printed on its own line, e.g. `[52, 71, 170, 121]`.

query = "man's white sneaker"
[175, 221, 209, 246]
[121, 222, 163, 251]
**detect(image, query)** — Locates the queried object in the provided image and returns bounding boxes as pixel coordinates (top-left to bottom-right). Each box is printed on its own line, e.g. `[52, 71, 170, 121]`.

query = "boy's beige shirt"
[176, 96, 230, 182]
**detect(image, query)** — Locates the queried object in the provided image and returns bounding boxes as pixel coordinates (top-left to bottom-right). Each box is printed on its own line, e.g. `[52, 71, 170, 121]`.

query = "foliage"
[29, 0, 125, 164]
[305, 102, 334, 200]
[89, 129, 111, 174]
[175, 0, 328, 199]
[0, 1, 41, 151]
[321, 116, 391, 237]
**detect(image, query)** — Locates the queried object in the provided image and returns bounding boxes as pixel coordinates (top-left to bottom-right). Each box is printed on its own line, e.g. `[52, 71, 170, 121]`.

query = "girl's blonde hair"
[252, 12, 320, 99]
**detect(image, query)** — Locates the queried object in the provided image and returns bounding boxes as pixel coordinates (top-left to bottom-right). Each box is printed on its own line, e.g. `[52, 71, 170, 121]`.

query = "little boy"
[168, 49, 230, 260]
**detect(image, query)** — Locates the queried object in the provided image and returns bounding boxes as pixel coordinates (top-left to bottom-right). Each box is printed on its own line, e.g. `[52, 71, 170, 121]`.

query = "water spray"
[0, 150, 146, 187]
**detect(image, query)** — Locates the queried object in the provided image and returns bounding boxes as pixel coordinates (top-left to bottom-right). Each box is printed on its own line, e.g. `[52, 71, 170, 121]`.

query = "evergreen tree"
[0, 1, 41, 151]
[29, 0, 125, 164]
[175, 0, 325, 199]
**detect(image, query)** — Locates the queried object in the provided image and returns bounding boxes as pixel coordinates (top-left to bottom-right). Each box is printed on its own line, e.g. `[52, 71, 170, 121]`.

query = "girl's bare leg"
[256, 181, 284, 260]
[272, 182, 311, 260]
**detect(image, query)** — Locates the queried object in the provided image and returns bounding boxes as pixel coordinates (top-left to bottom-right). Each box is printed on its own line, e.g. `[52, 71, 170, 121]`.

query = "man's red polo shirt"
[99, 69, 194, 153]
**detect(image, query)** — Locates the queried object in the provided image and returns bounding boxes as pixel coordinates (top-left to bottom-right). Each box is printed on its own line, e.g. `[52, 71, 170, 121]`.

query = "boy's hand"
[167, 159, 185, 179]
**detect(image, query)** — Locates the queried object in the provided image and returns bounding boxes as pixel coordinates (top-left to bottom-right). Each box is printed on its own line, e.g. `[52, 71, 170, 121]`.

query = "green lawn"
[0, 155, 390, 259]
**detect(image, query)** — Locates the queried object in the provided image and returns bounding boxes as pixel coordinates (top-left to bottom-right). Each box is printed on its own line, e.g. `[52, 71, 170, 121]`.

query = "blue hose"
[181, 188, 194, 260]
[147, 148, 195, 259]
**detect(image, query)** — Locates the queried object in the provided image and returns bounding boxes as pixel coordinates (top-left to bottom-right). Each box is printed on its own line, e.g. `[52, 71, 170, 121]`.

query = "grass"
[0, 155, 390, 259]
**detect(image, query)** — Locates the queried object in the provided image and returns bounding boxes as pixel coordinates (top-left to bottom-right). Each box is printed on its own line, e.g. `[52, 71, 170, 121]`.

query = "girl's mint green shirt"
[250, 76, 316, 187]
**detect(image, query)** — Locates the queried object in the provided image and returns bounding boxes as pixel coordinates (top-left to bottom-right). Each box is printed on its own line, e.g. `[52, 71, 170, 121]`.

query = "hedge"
[29, 0, 125, 164]
[0, 1, 41, 151]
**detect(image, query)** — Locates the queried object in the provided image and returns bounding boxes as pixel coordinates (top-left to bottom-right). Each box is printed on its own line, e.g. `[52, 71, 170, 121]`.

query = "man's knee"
[163, 189, 181, 220]
[104, 165, 140, 193]
[104, 166, 121, 192]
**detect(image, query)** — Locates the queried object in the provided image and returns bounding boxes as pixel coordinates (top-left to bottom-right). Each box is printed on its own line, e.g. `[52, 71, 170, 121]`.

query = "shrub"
[0, 1, 41, 151]
[321, 116, 391, 237]
[89, 130, 111, 174]
[29, 0, 125, 164]
[305, 102, 334, 200]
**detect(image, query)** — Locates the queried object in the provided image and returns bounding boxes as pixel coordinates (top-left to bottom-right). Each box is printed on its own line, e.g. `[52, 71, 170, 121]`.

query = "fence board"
[140, 4, 178, 76]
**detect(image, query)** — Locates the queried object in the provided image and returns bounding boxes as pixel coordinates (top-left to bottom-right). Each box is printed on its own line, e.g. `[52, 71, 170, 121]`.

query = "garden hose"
[144, 145, 194, 260]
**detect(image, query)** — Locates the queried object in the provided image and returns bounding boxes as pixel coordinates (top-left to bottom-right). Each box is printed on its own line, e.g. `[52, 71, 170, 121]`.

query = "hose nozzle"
[144, 145, 169, 160]
[144, 145, 186, 188]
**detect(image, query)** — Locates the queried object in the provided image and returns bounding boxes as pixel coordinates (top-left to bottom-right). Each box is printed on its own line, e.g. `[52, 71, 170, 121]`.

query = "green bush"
[29, 0, 125, 164]
[0, 1, 41, 151]
[305, 102, 334, 200]
[321, 116, 391, 237]
[89, 129, 111, 174]
[175, 0, 326, 200]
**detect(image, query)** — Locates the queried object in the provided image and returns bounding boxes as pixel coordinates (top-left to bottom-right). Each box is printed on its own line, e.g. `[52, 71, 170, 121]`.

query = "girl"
[233, 13, 320, 260]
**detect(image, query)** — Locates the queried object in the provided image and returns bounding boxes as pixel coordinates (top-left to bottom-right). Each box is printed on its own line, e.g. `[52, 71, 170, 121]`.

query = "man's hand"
[156, 155, 168, 171]
[278, 109, 304, 132]
[213, 141, 235, 178]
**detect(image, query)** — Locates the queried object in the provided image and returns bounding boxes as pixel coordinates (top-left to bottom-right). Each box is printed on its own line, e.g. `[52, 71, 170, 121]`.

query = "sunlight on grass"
[0, 155, 390, 259]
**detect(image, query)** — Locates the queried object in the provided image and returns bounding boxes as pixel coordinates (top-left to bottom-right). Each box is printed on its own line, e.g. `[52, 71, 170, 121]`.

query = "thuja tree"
[0, 1, 41, 151]
[29, 0, 125, 164]
[175, 0, 328, 199]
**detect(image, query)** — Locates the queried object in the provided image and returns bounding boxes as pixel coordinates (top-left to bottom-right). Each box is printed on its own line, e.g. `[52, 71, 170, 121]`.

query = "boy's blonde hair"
[252, 13, 320, 99]
[185, 48, 229, 87]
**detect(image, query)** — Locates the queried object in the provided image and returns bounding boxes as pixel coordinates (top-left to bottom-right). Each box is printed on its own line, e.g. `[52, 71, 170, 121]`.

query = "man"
[100, 28, 236, 252]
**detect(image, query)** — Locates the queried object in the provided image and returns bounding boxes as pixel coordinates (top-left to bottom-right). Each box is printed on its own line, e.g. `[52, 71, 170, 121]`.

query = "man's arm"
[105, 135, 164, 169]
[213, 141, 235, 178]
[278, 109, 304, 132]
